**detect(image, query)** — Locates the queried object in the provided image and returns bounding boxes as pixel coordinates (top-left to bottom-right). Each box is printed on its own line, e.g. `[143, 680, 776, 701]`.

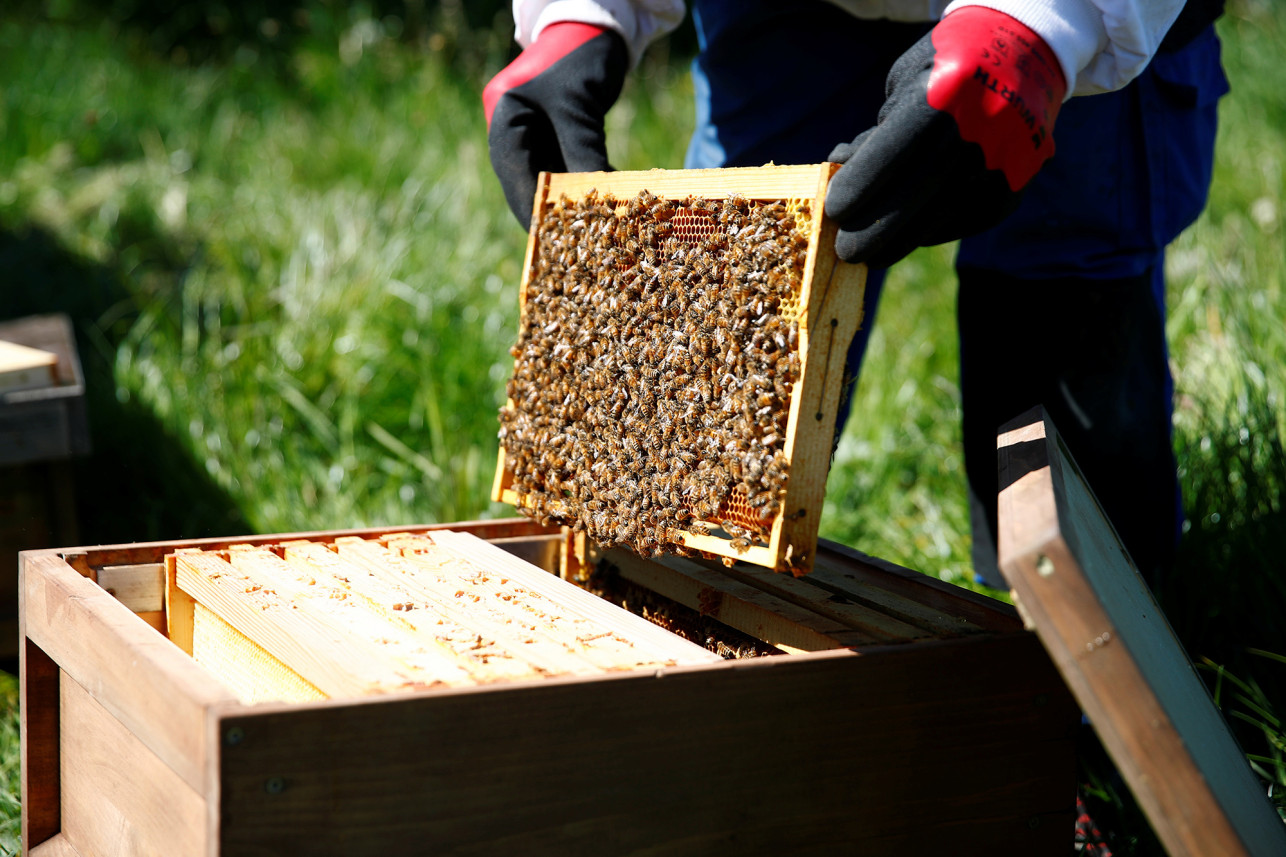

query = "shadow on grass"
[13, 0, 522, 70]
[1165, 393, 1286, 781]
[0, 223, 251, 545]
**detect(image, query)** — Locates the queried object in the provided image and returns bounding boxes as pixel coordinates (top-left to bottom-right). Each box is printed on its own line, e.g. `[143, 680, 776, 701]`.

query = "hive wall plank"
[600, 547, 854, 652]
[215, 633, 1077, 857]
[53, 518, 556, 570]
[21, 550, 234, 794]
[20, 637, 60, 853]
[810, 540, 1019, 635]
[60, 673, 206, 857]
[997, 407, 1286, 857]
[95, 563, 164, 613]
[692, 556, 935, 643]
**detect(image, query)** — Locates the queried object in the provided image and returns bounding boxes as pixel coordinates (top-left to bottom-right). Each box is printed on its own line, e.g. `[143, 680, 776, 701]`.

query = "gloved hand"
[483, 22, 629, 227]
[825, 7, 1068, 268]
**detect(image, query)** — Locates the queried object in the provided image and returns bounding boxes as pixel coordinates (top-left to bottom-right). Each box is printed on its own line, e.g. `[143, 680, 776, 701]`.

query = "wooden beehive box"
[0, 313, 90, 468]
[493, 165, 865, 575]
[1, 313, 90, 663]
[20, 519, 1079, 856]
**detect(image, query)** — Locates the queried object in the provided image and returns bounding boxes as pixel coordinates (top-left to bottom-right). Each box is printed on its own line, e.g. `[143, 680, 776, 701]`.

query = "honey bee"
[502, 187, 806, 561]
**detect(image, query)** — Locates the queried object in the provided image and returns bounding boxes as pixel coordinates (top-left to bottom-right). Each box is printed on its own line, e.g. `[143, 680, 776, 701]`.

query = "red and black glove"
[483, 22, 628, 227]
[825, 7, 1068, 267]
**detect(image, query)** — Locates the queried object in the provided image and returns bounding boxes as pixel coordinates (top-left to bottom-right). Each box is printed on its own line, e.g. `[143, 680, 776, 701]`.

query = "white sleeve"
[942, 0, 1186, 97]
[513, 0, 687, 65]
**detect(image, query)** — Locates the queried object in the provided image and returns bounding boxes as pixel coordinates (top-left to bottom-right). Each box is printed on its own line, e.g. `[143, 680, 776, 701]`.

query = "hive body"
[494, 165, 867, 574]
[20, 520, 1078, 856]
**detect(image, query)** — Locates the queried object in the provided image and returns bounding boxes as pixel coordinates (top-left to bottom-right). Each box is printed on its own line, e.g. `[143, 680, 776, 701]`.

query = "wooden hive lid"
[996, 406, 1286, 857]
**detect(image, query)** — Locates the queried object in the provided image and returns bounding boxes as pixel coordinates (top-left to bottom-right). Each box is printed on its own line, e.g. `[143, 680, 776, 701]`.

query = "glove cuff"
[484, 22, 609, 128]
[927, 7, 1068, 190]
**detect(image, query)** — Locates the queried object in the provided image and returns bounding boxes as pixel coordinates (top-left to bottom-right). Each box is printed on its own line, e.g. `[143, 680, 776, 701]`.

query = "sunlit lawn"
[1, 1, 1283, 848]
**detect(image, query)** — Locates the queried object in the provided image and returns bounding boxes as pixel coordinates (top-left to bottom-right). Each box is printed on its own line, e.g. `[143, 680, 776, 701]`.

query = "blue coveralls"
[683, 1, 1228, 587]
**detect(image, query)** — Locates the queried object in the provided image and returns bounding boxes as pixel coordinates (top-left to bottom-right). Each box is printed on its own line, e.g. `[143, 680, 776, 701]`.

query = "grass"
[1, 0, 1284, 849]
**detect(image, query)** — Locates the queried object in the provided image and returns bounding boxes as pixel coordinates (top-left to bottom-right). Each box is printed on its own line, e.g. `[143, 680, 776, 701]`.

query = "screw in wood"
[265, 777, 286, 795]
[224, 727, 245, 747]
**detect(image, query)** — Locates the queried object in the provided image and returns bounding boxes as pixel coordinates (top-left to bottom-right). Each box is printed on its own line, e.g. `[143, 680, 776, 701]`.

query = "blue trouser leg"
[956, 262, 1180, 587]
[957, 26, 1226, 587]
[685, 2, 1226, 587]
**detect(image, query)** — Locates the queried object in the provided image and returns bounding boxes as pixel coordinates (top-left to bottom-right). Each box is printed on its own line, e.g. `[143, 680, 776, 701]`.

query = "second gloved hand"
[825, 7, 1068, 268]
[483, 22, 628, 227]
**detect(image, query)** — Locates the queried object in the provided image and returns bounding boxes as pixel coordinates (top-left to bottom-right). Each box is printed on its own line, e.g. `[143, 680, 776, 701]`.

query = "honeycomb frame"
[493, 164, 867, 575]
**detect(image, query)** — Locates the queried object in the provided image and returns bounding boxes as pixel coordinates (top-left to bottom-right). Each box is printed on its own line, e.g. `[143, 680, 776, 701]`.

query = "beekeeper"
[482, 0, 1228, 589]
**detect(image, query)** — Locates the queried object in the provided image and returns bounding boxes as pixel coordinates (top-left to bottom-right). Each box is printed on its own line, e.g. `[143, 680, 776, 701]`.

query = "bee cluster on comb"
[494, 165, 866, 575]
[499, 188, 809, 563]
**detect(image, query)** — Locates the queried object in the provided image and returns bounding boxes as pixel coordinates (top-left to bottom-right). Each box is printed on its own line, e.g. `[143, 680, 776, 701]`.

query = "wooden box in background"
[2, 313, 89, 663]
[21, 519, 1078, 857]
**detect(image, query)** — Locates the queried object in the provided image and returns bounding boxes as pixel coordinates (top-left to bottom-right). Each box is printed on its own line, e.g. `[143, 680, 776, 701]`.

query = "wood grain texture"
[600, 546, 854, 652]
[53, 518, 556, 570]
[95, 563, 164, 613]
[28, 833, 86, 857]
[191, 602, 326, 705]
[424, 530, 720, 666]
[813, 537, 1021, 633]
[215, 632, 1077, 857]
[229, 544, 488, 687]
[165, 553, 197, 655]
[281, 539, 546, 685]
[22, 549, 234, 794]
[996, 406, 1286, 857]
[691, 555, 935, 643]
[60, 673, 207, 857]
[334, 536, 617, 678]
[176, 550, 448, 698]
[544, 164, 837, 201]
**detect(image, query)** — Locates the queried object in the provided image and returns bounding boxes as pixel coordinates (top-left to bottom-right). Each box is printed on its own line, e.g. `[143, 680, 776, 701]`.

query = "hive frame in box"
[20, 519, 1079, 857]
[492, 164, 866, 575]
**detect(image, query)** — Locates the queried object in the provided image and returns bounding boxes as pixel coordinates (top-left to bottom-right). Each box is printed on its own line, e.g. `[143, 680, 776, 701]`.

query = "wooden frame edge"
[494, 164, 865, 575]
[996, 406, 1286, 857]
